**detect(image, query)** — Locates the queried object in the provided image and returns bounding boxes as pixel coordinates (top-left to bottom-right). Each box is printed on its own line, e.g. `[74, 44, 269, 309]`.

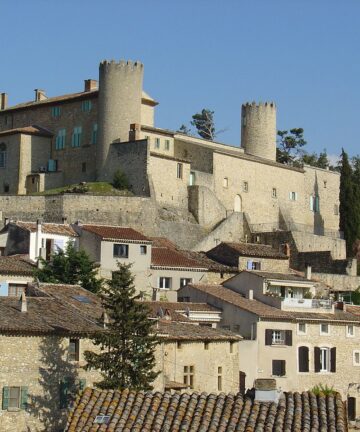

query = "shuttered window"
[2, 386, 28, 410]
[298, 346, 309, 372]
[314, 347, 336, 373]
[71, 126, 82, 148]
[272, 360, 286, 376]
[265, 329, 292, 346]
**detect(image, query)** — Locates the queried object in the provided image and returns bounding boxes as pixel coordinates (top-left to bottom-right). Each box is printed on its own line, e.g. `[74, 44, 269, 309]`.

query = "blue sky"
[1, 0, 360, 159]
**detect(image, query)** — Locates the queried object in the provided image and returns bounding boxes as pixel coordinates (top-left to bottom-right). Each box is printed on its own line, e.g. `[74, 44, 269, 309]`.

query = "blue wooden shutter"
[2, 387, 9, 410]
[0, 281, 8, 296]
[20, 387, 28, 410]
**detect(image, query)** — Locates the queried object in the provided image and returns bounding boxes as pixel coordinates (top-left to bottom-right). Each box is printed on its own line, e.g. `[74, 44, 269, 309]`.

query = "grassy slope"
[31, 182, 133, 196]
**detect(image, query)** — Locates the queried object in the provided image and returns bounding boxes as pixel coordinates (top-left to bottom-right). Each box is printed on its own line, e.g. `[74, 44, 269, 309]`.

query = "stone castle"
[0, 59, 344, 258]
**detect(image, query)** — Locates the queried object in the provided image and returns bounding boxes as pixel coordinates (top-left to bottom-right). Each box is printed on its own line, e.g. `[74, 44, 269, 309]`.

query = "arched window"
[0, 143, 7, 168]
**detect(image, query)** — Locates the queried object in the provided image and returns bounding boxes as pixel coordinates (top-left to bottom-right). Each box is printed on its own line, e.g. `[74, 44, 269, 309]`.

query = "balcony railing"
[282, 298, 332, 309]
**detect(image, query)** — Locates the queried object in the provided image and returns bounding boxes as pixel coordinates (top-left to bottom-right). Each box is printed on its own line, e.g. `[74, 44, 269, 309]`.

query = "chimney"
[84, 79, 98, 92]
[0, 93, 8, 110]
[305, 265, 312, 280]
[34, 89, 47, 102]
[20, 291, 27, 313]
[254, 379, 281, 402]
[248, 289, 254, 300]
[335, 301, 344, 311]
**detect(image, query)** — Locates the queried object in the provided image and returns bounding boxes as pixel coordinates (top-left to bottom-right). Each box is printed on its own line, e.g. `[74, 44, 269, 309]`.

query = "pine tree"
[84, 263, 159, 390]
[191, 109, 216, 140]
[339, 149, 360, 256]
[34, 242, 103, 293]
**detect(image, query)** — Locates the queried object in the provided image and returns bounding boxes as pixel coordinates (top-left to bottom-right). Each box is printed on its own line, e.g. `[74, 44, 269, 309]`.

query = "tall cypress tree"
[84, 263, 159, 390]
[339, 149, 360, 256]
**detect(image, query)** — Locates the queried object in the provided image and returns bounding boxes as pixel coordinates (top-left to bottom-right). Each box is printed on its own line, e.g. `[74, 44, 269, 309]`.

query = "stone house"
[0, 254, 35, 297]
[205, 241, 290, 272]
[0, 281, 241, 431]
[0, 220, 78, 261]
[179, 272, 360, 407]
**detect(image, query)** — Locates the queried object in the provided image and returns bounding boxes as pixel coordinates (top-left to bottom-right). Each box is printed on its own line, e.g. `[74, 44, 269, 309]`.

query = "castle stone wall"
[188, 185, 226, 228]
[174, 139, 213, 173]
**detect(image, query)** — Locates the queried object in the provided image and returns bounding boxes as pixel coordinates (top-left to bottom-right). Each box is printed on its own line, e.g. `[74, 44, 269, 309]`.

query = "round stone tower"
[97, 60, 144, 179]
[241, 102, 277, 161]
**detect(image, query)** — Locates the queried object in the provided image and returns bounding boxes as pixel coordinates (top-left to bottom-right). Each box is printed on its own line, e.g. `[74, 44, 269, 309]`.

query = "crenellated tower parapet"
[96, 59, 144, 180]
[241, 101, 277, 161]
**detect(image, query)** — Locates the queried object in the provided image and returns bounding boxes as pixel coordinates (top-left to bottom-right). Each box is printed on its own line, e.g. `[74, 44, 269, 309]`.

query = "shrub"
[310, 384, 337, 396]
[112, 169, 129, 190]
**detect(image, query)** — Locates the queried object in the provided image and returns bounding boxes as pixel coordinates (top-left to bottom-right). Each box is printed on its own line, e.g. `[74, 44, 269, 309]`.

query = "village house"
[0, 220, 78, 261]
[179, 270, 360, 410]
[0, 281, 241, 432]
[0, 254, 35, 297]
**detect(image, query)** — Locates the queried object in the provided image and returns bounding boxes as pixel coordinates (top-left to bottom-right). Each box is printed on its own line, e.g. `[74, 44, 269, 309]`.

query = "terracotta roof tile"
[65, 388, 347, 432]
[150, 237, 178, 249]
[206, 242, 288, 267]
[187, 283, 360, 322]
[81, 224, 150, 242]
[240, 270, 314, 282]
[157, 320, 241, 341]
[346, 305, 360, 316]
[144, 301, 220, 322]
[0, 254, 35, 276]
[14, 221, 77, 237]
[151, 247, 207, 269]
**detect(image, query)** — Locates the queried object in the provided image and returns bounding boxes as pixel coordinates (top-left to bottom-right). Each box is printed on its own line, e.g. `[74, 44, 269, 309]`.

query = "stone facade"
[0, 60, 341, 248]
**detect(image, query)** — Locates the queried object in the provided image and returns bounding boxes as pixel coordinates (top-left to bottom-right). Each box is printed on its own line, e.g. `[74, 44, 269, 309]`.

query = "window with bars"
[183, 365, 194, 389]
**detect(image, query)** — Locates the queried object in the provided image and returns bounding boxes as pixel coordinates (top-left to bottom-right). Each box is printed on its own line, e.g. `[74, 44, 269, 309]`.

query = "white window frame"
[320, 323, 330, 336]
[347, 324, 355, 338]
[297, 323, 307, 335]
[180, 278, 192, 288]
[353, 350, 360, 366]
[158, 277, 172, 290]
[289, 191, 298, 201]
[320, 347, 331, 372]
[271, 330, 285, 345]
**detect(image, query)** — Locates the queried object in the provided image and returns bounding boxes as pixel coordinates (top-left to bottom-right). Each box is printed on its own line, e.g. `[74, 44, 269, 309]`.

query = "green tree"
[301, 149, 330, 169]
[34, 242, 103, 293]
[191, 109, 216, 140]
[177, 124, 192, 135]
[339, 149, 360, 256]
[277, 128, 307, 165]
[84, 263, 159, 390]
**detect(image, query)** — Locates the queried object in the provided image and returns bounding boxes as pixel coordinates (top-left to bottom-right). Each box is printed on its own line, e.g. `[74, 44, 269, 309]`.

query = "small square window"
[347, 325, 354, 337]
[140, 245, 147, 255]
[354, 350, 360, 366]
[290, 191, 298, 201]
[155, 138, 160, 149]
[298, 323, 307, 334]
[223, 177, 228, 188]
[243, 181, 249, 192]
[113, 244, 129, 258]
[177, 163, 183, 179]
[272, 188, 277, 198]
[69, 338, 80, 361]
[159, 277, 171, 289]
[165, 140, 170, 150]
[272, 360, 286, 377]
[320, 323, 330, 335]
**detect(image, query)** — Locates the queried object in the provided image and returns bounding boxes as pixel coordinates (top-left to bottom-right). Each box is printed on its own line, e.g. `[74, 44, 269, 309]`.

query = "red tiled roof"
[14, 221, 77, 237]
[151, 247, 207, 269]
[150, 237, 178, 249]
[65, 388, 347, 432]
[144, 301, 220, 322]
[187, 284, 360, 322]
[81, 224, 150, 242]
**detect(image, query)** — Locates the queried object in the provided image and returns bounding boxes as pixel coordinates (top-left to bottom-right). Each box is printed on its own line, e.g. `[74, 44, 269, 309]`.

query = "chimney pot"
[34, 89, 47, 102]
[84, 79, 98, 92]
[248, 289, 254, 300]
[0, 93, 8, 110]
[20, 291, 27, 313]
